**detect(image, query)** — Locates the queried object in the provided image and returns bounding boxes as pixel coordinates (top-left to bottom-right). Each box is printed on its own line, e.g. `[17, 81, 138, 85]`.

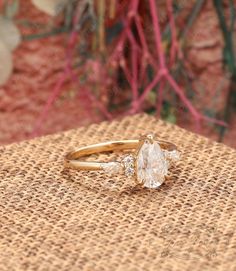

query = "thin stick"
[149, 0, 166, 68]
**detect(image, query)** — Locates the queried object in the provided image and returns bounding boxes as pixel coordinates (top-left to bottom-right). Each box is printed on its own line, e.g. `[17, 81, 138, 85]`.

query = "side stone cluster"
[122, 154, 135, 177]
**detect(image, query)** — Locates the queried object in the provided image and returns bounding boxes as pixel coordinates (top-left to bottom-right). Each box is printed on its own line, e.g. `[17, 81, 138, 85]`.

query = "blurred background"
[0, 0, 236, 148]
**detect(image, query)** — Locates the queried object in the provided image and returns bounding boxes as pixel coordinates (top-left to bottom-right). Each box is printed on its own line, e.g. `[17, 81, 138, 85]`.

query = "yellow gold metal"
[64, 139, 177, 171]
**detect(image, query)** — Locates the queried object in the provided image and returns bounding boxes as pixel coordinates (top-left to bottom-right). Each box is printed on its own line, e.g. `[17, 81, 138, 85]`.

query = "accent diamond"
[137, 140, 169, 188]
[164, 149, 181, 162]
[123, 154, 134, 165]
[122, 154, 135, 177]
[101, 162, 121, 175]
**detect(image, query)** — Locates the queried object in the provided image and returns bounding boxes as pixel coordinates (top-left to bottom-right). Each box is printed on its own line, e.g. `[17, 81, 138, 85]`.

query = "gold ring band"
[64, 134, 181, 189]
[65, 139, 177, 170]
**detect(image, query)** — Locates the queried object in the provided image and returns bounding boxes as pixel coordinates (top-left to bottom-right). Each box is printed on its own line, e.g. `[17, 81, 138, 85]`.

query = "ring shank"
[64, 139, 177, 170]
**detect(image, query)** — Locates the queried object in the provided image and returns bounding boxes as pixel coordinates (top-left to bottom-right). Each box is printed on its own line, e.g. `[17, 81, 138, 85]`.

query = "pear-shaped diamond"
[137, 140, 169, 188]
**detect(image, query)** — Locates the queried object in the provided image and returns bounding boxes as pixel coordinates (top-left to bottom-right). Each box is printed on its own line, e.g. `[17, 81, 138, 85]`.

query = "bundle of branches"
[2, 0, 232, 136]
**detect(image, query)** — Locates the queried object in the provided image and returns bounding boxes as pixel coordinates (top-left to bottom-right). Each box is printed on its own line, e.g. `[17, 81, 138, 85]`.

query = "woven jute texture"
[1, 114, 236, 271]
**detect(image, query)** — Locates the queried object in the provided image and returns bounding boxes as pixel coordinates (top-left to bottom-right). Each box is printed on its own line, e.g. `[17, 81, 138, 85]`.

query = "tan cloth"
[1, 114, 236, 271]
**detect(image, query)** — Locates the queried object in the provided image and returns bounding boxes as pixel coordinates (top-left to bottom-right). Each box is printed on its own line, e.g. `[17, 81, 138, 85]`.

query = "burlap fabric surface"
[1, 114, 236, 271]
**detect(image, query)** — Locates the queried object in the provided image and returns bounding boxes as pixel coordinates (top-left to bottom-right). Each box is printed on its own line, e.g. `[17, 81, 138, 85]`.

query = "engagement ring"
[64, 134, 181, 188]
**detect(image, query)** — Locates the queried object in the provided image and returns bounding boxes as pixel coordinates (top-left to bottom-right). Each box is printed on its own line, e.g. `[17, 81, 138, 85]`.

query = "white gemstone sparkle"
[101, 162, 122, 175]
[164, 149, 181, 162]
[137, 140, 169, 188]
[122, 154, 135, 177]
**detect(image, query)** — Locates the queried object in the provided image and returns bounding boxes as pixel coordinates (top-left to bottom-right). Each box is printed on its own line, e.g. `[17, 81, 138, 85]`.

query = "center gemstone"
[136, 140, 169, 188]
